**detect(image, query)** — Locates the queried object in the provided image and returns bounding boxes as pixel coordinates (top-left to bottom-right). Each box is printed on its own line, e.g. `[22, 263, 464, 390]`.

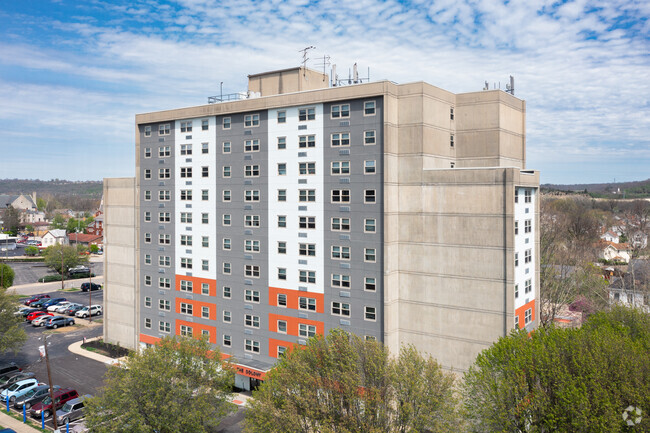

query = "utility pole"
[42, 335, 59, 430]
[60, 248, 65, 291]
[88, 262, 92, 323]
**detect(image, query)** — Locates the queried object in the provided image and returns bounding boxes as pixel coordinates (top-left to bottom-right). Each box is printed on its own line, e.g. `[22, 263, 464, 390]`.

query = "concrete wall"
[103, 177, 137, 349]
[248, 67, 329, 97]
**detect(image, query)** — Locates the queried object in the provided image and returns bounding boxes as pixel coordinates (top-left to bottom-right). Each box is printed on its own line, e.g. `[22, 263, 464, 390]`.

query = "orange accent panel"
[515, 299, 536, 327]
[268, 338, 296, 359]
[268, 313, 324, 337]
[174, 298, 217, 321]
[268, 286, 324, 313]
[139, 334, 161, 345]
[175, 319, 217, 344]
[175, 275, 216, 297]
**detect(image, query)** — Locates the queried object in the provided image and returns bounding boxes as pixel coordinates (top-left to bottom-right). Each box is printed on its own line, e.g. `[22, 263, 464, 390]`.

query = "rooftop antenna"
[315, 54, 331, 81]
[505, 75, 515, 96]
[331, 64, 338, 86]
[299, 46, 316, 75]
[483, 81, 489, 91]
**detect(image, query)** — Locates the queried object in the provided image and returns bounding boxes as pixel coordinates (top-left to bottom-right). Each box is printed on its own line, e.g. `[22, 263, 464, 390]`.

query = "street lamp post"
[41, 335, 59, 430]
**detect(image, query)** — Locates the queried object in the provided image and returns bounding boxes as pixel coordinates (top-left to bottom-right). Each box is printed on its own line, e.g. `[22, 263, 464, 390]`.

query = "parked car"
[0, 378, 39, 405]
[63, 304, 84, 316]
[0, 363, 21, 378]
[13, 385, 58, 410]
[48, 301, 72, 312]
[68, 266, 90, 276]
[41, 298, 67, 309]
[14, 305, 32, 316]
[56, 395, 91, 425]
[18, 308, 39, 318]
[29, 299, 50, 310]
[75, 305, 102, 318]
[0, 428, 17, 433]
[55, 302, 79, 314]
[32, 315, 54, 327]
[25, 240, 41, 246]
[45, 316, 75, 329]
[30, 388, 79, 419]
[0, 372, 35, 391]
[80, 282, 101, 292]
[23, 294, 50, 306]
[26, 311, 53, 323]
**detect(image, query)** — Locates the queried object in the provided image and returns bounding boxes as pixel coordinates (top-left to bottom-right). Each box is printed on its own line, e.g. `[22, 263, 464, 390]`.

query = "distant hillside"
[542, 179, 650, 199]
[0, 179, 102, 197]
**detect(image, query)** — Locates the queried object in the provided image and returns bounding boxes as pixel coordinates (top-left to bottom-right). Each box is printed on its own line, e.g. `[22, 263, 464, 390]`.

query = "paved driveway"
[7, 261, 104, 286]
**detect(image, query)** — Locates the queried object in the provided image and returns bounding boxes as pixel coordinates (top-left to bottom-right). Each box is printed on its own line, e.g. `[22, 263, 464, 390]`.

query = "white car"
[75, 305, 102, 318]
[48, 301, 72, 312]
[32, 315, 53, 327]
[55, 302, 79, 313]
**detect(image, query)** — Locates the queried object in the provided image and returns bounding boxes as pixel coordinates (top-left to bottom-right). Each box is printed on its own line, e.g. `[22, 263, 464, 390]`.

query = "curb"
[0, 410, 42, 433]
[67, 337, 128, 366]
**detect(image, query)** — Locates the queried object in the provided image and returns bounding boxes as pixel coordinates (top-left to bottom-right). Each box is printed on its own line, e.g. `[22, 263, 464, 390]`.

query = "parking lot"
[8, 261, 104, 287]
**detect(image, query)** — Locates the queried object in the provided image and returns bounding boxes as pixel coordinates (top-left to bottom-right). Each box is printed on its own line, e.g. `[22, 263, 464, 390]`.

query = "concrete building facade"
[104, 67, 539, 388]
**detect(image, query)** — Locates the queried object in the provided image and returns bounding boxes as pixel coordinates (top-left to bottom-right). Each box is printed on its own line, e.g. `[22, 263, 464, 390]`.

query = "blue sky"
[0, 0, 648, 184]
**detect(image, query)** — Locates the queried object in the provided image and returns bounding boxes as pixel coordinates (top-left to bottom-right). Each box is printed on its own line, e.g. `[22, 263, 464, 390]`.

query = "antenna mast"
[298, 46, 316, 74]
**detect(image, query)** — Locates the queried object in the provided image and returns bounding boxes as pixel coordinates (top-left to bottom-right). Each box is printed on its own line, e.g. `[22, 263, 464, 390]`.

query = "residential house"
[68, 233, 103, 249]
[630, 230, 648, 249]
[600, 230, 620, 244]
[608, 259, 650, 312]
[600, 241, 631, 263]
[86, 215, 104, 237]
[41, 229, 68, 247]
[0, 194, 37, 211]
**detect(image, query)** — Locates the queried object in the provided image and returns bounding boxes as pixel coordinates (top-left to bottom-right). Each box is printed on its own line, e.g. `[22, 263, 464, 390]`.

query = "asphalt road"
[6, 261, 104, 286]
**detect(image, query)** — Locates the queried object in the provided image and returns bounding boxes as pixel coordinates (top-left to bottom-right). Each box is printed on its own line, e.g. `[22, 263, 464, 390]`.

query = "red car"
[23, 295, 51, 306]
[30, 388, 79, 419]
[25, 311, 53, 323]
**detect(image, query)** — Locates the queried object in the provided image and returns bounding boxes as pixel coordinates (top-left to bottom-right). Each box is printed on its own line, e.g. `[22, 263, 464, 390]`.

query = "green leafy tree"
[50, 214, 66, 230]
[43, 244, 88, 276]
[36, 197, 47, 212]
[89, 244, 100, 254]
[2, 206, 21, 235]
[463, 307, 650, 432]
[84, 336, 235, 433]
[25, 224, 34, 233]
[66, 217, 88, 233]
[0, 263, 15, 289]
[246, 329, 459, 433]
[0, 287, 27, 354]
[24, 246, 39, 256]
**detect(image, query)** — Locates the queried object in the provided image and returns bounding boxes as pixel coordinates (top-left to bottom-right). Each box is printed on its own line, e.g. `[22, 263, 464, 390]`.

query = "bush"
[90, 244, 99, 254]
[39, 273, 95, 283]
[24, 246, 39, 256]
[0, 264, 15, 288]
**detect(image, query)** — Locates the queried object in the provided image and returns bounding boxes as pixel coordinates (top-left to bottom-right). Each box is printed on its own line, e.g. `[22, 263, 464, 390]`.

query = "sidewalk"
[7, 277, 104, 297]
[0, 410, 42, 433]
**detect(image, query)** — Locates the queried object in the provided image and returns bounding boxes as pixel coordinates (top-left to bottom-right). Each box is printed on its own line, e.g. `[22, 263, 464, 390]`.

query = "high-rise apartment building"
[103, 67, 539, 389]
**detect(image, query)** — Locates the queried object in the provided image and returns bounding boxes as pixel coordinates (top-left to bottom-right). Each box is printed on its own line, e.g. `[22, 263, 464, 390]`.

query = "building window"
[525, 220, 532, 233]
[223, 141, 231, 153]
[180, 280, 193, 292]
[223, 311, 231, 323]
[299, 189, 316, 202]
[278, 215, 287, 228]
[144, 296, 152, 307]
[278, 268, 287, 280]
[245, 215, 261, 227]
[277, 136, 286, 149]
[364, 101, 376, 115]
[144, 232, 152, 244]
[244, 114, 260, 127]
[180, 121, 192, 133]
[278, 189, 287, 202]
[159, 256, 171, 267]
[202, 166, 209, 178]
[245, 314, 260, 328]
[244, 139, 260, 152]
[364, 306, 377, 321]
[277, 294, 287, 307]
[515, 284, 519, 299]
[332, 189, 350, 203]
[144, 169, 151, 180]
[515, 252, 519, 267]
[159, 321, 171, 333]
[450, 135, 455, 147]
[514, 315, 520, 329]
[331, 104, 350, 118]
[159, 277, 171, 289]
[299, 324, 316, 338]
[223, 286, 231, 298]
[222, 214, 231, 226]
[524, 308, 532, 325]
[223, 335, 231, 347]
[245, 190, 260, 202]
[144, 318, 152, 329]
[144, 126, 151, 137]
[158, 168, 170, 179]
[277, 320, 287, 334]
[246, 165, 261, 177]
[180, 302, 193, 316]
[332, 302, 351, 317]
[144, 147, 152, 158]
[331, 161, 350, 175]
[364, 218, 376, 233]
[515, 190, 519, 203]
[299, 271, 316, 284]
[364, 248, 376, 262]
[298, 107, 316, 121]
[158, 233, 170, 245]
[298, 135, 316, 148]
[202, 283, 210, 295]
[180, 212, 192, 224]
[245, 339, 260, 353]
[144, 190, 151, 201]
[299, 216, 316, 229]
[332, 246, 350, 260]
[299, 297, 317, 311]
[223, 262, 231, 274]
[158, 124, 170, 135]
[331, 217, 350, 231]
[222, 117, 231, 129]
[144, 275, 152, 286]
[365, 277, 376, 291]
[299, 162, 316, 175]
[277, 346, 287, 357]
[278, 242, 287, 254]
[201, 190, 209, 201]
[144, 254, 151, 265]
[179, 234, 191, 246]
[223, 190, 231, 202]
[159, 146, 171, 157]
[201, 142, 208, 154]
[364, 190, 376, 203]
[223, 238, 231, 250]
[180, 144, 192, 155]
[245, 239, 260, 253]
[159, 299, 171, 311]
[144, 211, 152, 222]
[364, 160, 376, 174]
[525, 190, 532, 203]
[364, 130, 376, 145]
[277, 110, 286, 123]
[159, 190, 170, 201]
[245, 265, 261, 278]
[450, 107, 454, 120]
[525, 279, 532, 294]
[180, 189, 192, 201]
[201, 213, 209, 224]
[515, 221, 519, 235]
[299, 243, 316, 257]
[332, 274, 351, 288]
[202, 119, 209, 130]
[331, 132, 350, 147]
[180, 257, 192, 269]
[525, 249, 532, 264]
